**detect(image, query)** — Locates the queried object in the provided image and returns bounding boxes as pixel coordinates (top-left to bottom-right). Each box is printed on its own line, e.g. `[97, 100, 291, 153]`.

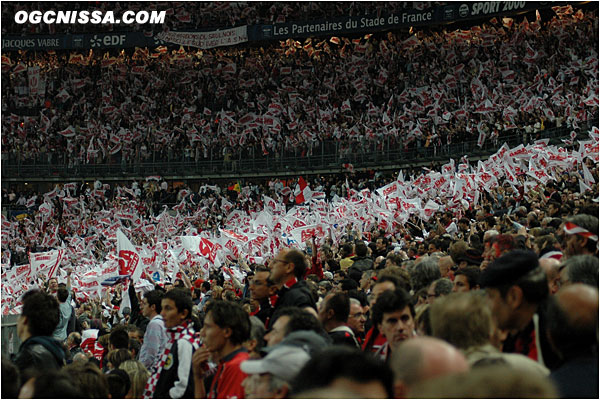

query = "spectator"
[193, 300, 250, 398]
[144, 288, 199, 399]
[480, 250, 560, 370]
[391, 336, 469, 398]
[318, 291, 359, 348]
[547, 284, 599, 398]
[558, 254, 599, 288]
[138, 289, 168, 374]
[429, 292, 549, 376]
[63, 361, 110, 398]
[119, 359, 150, 398]
[12, 290, 66, 374]
[370, 288, 416, 362]
[241, 344, 311, 399]
[452, 266, 481, 292]
[268, 248, 317, 322]
[292, 346, 394, 398]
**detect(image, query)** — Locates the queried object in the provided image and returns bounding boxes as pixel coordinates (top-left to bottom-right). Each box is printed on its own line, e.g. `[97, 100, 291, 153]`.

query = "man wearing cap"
[240, 344, 311, 398]
[559, 214, 599, 258]
[480, 249, 561, 370]
[268, 248, 317, 324]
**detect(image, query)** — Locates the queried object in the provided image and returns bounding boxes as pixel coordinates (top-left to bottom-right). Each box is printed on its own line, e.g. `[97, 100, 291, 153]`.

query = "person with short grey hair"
[558, 254, 599, 288]
[426, 278, 453, 304]
[410, 257, 441, 293]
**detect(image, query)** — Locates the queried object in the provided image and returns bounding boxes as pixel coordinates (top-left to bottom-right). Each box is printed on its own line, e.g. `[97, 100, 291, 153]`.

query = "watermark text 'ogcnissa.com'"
[14, 10, 166, 25]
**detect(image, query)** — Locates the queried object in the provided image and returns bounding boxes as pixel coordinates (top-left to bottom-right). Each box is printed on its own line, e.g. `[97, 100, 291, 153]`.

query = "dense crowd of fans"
[2, 156, 598, 397]
[1, 3, 599, 399]
[2, 7, 597, 166]
[2, 2, 442, 35]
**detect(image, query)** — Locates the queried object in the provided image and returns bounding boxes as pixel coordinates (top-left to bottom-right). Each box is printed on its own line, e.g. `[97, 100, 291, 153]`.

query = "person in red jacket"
[192, 300, 251, 399]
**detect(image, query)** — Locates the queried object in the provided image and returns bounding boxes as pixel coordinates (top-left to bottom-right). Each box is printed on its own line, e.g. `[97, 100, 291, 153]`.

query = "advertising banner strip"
[156, 26, 248, 49]
[0, 2, 579, 51]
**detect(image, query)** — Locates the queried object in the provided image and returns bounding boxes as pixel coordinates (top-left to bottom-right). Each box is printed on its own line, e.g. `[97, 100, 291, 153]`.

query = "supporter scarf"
[143, 321, 199, 399]
[563, 222, 599, 241]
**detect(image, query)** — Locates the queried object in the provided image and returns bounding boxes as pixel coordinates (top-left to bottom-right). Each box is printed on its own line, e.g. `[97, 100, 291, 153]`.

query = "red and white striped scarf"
[564, 221, 599, 241]
[143, 321, 199, 399]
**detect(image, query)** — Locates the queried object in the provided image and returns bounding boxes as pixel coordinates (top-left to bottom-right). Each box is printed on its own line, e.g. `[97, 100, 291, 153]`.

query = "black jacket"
[271, 280, 316, 324]
[12, 336, 66, 374]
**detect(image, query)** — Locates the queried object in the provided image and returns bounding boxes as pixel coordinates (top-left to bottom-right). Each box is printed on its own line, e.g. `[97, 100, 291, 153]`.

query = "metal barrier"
[1, 315, 21, 357]
[1, 123, 591, 181]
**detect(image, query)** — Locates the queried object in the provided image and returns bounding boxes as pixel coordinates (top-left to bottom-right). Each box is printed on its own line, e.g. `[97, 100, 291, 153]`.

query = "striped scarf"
[143, 321, 199, 399]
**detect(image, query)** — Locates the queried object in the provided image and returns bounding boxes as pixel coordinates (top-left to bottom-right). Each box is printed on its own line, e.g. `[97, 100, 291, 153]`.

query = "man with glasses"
[347, 298, 367, 345]
[139, 289, 167, 374]
[249, 266, 277, 326]
[268, 248, 317, 324]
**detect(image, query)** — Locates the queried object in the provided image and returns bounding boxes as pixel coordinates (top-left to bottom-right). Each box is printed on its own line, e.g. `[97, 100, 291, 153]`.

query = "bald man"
[390, 337, 469, 398]
[438, 256, 455, 279]
[539, 258, 561, 295]
[547, 284, 599, 399]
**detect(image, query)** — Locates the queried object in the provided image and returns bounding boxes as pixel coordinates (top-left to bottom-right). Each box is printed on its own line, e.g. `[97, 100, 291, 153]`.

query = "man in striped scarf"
[144, 289, 199, 399]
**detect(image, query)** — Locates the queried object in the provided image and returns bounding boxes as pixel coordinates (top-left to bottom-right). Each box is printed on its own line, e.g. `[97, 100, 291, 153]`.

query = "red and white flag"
[29, 249, 65, 278]
[116, 229, 142, 282]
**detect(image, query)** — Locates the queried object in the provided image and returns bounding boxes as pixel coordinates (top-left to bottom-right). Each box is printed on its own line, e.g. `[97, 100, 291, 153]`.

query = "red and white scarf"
[143, 321, 199, 399]
[564, 222, 599, 241]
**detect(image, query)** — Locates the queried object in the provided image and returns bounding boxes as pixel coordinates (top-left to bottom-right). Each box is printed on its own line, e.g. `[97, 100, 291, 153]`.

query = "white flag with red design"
[29, 249, 65, 278]
[295, 176, 312, 204]
[116, 229, 142, 282]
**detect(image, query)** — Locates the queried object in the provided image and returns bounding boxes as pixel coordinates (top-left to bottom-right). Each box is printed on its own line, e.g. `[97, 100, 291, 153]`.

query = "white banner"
[156, 26, 248, 49]
[29, 249, 64, 278]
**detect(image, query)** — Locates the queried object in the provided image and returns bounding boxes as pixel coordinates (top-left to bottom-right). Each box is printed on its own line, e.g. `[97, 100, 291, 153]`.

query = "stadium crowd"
[1, 4, 599, 400]
[2, 132, 599, 397]
[2, 2, 442, 34]
[2, 7, 598, 166]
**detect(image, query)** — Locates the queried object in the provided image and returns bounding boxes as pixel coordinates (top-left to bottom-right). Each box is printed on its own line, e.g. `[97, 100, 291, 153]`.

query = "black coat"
[12, 336, 66, 374]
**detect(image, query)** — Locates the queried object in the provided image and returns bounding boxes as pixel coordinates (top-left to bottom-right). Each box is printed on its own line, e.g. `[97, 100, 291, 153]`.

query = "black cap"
[480, 250, 539, 288]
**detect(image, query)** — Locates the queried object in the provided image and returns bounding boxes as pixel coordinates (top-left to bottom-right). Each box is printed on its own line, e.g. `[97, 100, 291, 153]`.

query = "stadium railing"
[1, 122, 592, 181]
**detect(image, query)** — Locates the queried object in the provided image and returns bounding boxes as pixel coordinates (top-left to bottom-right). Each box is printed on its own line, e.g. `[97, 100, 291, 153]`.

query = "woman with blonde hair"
[119, 360, 150, 398]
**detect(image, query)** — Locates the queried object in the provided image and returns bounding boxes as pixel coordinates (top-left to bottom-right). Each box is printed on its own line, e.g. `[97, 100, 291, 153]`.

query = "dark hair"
[106, 369, 131, 399]
[371, 288, 415, 327]
[285, 309, 327, 338]
[201, 281, 211, 291]
[26, 370, 82, 398]
[325, 292, 350, 323]
[57, 287, 69, 302]
[144, 289, 165, 314]
[109, 327, 130, 350]
[455, 266, 481, 289]
[21, 290, 60, 336]
[355, 242, 368, 257]
[1, 355, 20, 399]
[339, 278, 358, 292]
[284, 248, 308, 279]
[164, 288, 193, 319]
[68, 332, 82, 346]
[340, 244, 354, 258]
[205, 300, 250, 345]
[291, 346, 394, 397]
[129, 338, 141, 357]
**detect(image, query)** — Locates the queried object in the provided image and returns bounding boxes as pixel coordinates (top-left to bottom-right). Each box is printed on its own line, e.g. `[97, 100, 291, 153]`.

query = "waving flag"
[116, 229, 142, 282]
